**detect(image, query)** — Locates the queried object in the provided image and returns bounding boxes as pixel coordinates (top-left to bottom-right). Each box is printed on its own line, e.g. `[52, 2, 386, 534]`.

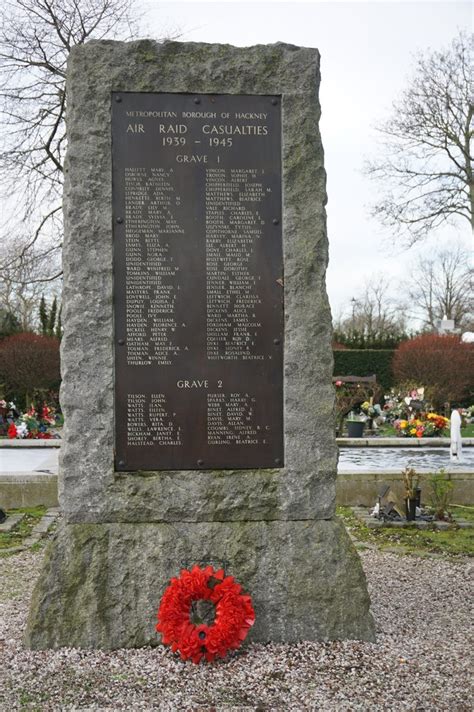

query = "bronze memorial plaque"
[112, 93, 283, 470]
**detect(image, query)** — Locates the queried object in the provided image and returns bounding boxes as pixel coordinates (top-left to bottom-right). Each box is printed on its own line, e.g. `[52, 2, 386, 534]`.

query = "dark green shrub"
[333, 350, 395, 391]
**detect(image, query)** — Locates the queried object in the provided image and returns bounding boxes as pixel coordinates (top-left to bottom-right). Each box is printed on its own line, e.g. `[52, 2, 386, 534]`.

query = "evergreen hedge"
[333, 349, 395, 391]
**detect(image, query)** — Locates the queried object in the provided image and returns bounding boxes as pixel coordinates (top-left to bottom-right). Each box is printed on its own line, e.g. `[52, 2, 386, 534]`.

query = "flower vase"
[405, 498, 417, 521]
[415, 488, 421, 509]
[346, 421, 365, 438]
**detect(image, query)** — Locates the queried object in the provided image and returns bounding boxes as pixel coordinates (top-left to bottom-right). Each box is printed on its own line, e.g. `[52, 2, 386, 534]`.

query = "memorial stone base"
[26, 519, 374, 648]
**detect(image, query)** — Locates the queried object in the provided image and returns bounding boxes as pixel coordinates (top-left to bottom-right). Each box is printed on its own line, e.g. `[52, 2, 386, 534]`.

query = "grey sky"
[145, 1, 472, 323]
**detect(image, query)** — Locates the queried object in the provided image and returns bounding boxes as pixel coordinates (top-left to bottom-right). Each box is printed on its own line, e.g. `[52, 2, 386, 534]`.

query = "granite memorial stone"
[26, 40, 375, 648]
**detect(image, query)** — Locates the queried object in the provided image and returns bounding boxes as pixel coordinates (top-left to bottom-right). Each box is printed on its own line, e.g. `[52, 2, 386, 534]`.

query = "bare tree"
[365, 31, 473, 245]
[406, 246, 473, 331]
[0, 240, 61, 331]
[334, 283, 408, 348]
[0, 0, 142, 283]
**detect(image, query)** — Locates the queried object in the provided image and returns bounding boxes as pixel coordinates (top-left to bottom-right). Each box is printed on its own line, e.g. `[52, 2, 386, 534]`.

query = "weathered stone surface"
[26, 518, 375, 648]
[59, 39, 336, 523]
[26, 40, 375, 648]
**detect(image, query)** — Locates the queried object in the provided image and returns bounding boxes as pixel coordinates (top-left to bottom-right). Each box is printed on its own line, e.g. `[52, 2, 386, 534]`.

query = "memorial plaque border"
[111, 92, 284, 471]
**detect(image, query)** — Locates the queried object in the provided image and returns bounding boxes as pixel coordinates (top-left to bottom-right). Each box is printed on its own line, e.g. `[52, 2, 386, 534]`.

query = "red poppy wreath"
[156, 565, 255, 664]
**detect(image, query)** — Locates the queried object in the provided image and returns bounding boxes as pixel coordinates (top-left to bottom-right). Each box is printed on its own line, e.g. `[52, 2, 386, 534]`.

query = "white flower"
[370, 503, 380, 518]
[16, 422, 28, 438]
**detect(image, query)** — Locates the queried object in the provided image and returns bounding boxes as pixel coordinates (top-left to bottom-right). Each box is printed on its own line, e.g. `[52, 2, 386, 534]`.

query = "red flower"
[7, 423, 17, 439]
[156, 565, 255, 664]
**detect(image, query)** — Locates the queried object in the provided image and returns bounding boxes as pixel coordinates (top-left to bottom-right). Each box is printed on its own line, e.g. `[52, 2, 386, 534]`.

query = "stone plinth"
[27, 519, 373, 648]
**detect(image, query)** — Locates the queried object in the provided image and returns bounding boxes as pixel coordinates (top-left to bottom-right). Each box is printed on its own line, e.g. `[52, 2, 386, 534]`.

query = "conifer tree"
[39, 295, 48, 335]
[48, 296, 57, 336]
[55, 306, 63, 340]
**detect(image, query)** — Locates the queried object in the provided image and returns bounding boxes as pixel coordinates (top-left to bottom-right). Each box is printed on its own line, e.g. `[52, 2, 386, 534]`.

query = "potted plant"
[429, 469, 453, 521]
[402, 466, 419, 521]
[333, 379, 381, 437]
[345, 411, 366, 438]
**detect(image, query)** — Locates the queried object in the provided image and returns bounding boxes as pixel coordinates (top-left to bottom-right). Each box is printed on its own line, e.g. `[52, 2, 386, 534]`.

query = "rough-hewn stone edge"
[25, 517, 375, 649]
[60, 40, 337, 522]
[61, 464, 336, 523]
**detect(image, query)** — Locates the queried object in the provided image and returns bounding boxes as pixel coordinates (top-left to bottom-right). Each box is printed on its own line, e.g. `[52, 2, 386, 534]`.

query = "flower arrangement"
[361, 401, 384, 422]
[156, 565, 255, 664]
[333, 379, 382, 434]
[0, 400, 18, 436]
[382, 387, 425, 423]
[360, 401, 374, 416]
[464, 405, 474, 423]
[394, 412, 449, 438]
[3, 401, 60, 439]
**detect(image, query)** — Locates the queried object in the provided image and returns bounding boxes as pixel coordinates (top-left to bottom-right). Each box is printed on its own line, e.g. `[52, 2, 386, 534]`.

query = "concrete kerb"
[351, 505, 473, 530]
[337, 437, 474, 447]
[0, 508, 60, 555]
[0, 513, 25, 532]
[0, 439, 61, 448]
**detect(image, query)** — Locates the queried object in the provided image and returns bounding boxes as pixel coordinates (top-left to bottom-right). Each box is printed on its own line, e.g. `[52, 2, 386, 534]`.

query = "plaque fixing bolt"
[275, 458, 282, 466]
[115, 95, 122, 103]
[194, 97, 201, 104]
[271, 98, 278, 105]
[116, 217, 123, 224]
[118, 338, 125, 345]
[272, 218, 279, 225]
[197, 459, 204, 467]
[273, 338, 281, 345]
[118, 460, 126, 467]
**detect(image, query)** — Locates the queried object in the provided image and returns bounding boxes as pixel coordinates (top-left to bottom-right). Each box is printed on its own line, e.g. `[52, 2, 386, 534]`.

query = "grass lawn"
[0, 506, 47, 552]
[338, 505, 474, 557]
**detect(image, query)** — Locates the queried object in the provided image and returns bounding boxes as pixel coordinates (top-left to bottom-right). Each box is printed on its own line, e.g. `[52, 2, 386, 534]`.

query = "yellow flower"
[400, 420, 408, 428]
[410, 428, 417, 435]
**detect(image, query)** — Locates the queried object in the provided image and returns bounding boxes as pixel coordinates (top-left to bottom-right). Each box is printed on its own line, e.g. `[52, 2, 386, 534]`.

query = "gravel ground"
[0, 546, 473, 711]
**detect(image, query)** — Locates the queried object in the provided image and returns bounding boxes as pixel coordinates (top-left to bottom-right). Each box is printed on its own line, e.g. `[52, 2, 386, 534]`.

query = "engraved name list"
[112, 93, 283, 470]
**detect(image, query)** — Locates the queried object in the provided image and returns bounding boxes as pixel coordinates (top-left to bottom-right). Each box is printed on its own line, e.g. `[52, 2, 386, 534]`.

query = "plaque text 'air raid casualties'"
[112, 93, 283, 470]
